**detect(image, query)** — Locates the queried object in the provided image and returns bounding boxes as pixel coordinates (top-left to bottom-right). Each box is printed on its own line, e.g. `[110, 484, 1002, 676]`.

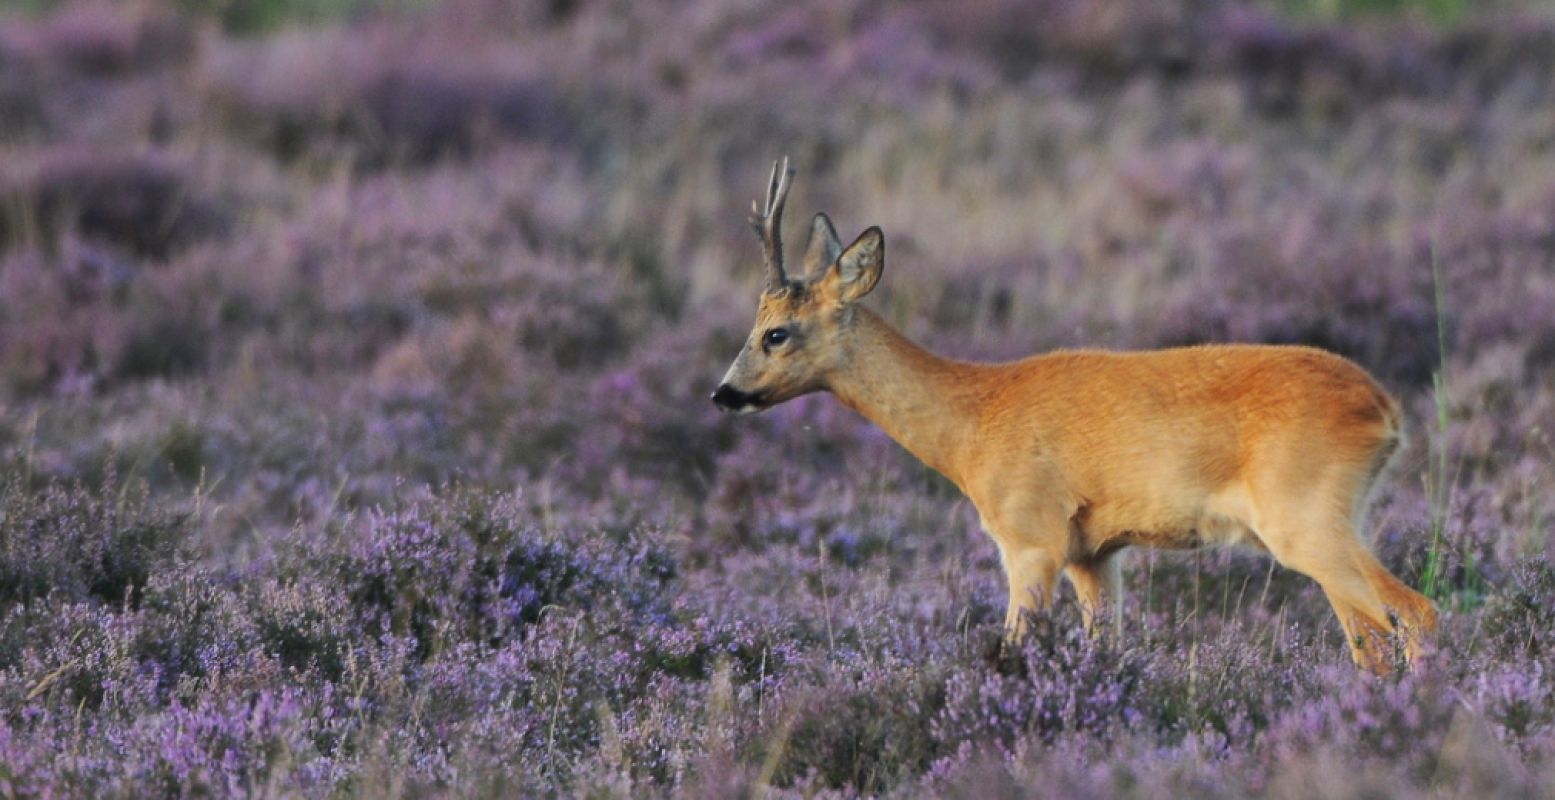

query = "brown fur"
[716, 168, 1435, 673]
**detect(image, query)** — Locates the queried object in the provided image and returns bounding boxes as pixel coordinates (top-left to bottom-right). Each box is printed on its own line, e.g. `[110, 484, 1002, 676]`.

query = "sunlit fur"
[718, 210, 1436, 675]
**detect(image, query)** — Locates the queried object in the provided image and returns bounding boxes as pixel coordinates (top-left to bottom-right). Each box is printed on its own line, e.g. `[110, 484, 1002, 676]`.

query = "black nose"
[711, 383, 762, 411]
[711, 383, 740, 410]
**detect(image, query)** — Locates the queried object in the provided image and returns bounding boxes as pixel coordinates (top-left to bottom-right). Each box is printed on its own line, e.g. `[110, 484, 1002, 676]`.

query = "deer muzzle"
[711, 383, 768, 413]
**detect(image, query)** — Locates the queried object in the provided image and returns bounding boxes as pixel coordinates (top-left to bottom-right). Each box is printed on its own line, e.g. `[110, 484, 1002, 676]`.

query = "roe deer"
[711, 159, 1437, 673]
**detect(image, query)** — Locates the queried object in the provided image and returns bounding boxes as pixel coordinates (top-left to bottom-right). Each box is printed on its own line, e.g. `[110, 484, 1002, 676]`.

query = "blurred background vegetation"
[4, 0, 1540, 30]
[3, 0, 1555, 794]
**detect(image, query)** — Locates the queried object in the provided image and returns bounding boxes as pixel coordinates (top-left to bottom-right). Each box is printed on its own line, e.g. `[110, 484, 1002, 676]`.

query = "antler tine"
[764, 159, 781, 214]
[749, 157, 796, 293]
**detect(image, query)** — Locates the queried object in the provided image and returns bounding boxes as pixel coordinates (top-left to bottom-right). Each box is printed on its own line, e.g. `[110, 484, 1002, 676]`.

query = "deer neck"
[824, 306, 983, 487]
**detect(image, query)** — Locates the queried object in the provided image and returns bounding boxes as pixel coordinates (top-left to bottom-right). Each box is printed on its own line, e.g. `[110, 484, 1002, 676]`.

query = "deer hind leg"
[1319, 551, 1436, 673]
[1349, 434, 1438, 646]
[1065, 551, 1124, 637]
[1254, 508, 1433, 673]
[1357, 550, 1437, 648]
[1317, 562, 1409, 675]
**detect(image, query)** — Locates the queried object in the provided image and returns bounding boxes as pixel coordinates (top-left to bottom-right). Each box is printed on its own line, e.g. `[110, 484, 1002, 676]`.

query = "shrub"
[1147, 242, 1441, 387]
[933, 612, 1145, 753]
[0, 148, 229, 259]
[249, 579, 362, 681]
[205, 31, 570, 167]
[771, 658, 950, 792]
[312, 490, 679, 652]
[0, 476, 188, 608]
[18, 4, 194, 76]
[1480, 559, 1555, 658]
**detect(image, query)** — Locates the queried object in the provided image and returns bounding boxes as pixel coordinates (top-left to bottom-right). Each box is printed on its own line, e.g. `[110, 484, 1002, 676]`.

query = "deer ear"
[801, 213, 843, 277]
[817, 227, 883, 306]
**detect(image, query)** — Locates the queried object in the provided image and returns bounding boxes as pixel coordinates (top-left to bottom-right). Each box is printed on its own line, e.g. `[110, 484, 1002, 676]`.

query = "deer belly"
[1084, 492, 1263, 555]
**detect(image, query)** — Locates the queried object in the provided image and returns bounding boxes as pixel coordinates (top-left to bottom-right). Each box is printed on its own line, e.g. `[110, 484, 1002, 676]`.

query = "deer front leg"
[980, 491, 1076, 642]
[999, 545, 1064, 640]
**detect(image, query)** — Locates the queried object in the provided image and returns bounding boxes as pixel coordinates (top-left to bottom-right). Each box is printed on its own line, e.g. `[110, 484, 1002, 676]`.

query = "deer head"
[711, 158, 885, 413]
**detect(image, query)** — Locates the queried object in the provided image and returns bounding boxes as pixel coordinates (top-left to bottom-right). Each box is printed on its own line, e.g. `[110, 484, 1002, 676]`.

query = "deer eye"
[762, 328, 791, 348]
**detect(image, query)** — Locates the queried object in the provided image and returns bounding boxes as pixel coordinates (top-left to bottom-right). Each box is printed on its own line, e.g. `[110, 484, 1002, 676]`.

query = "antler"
[749, 157, 796, 294]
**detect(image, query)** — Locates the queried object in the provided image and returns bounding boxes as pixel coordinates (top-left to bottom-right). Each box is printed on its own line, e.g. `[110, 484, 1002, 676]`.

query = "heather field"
[2, 0, 1555, 796]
